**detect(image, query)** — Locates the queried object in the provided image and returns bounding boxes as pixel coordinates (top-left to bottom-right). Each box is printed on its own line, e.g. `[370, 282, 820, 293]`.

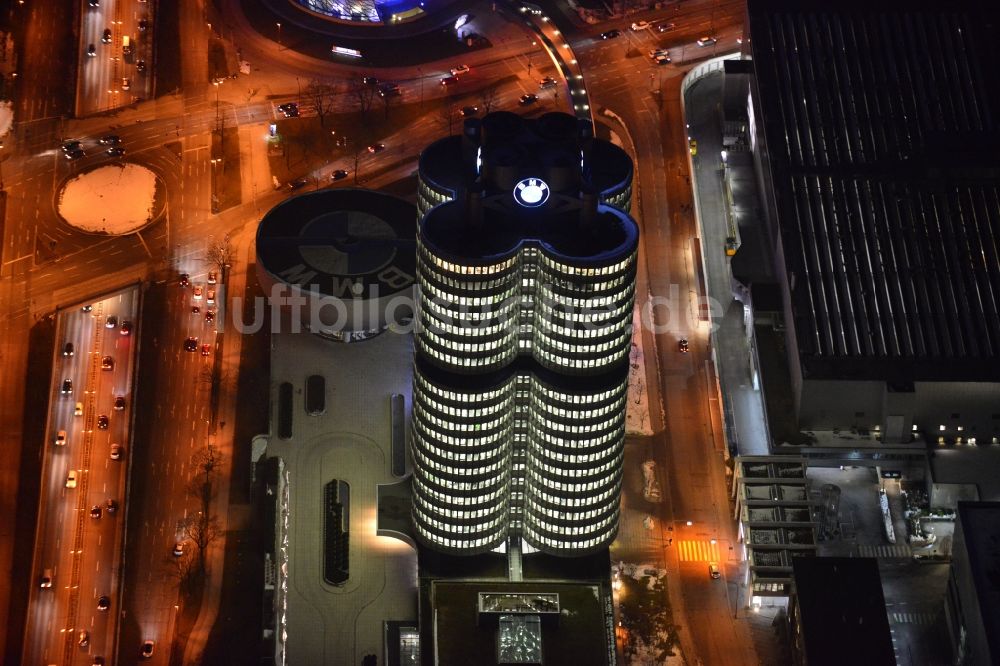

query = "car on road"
[709, 562, 721, 579]
[205, 310, 215, 323]
[88, 0, 99, 6]
[678, 338, 689, 353]
[519, 93, 538, 106]
[40, 569, 53, 588]
[179, 273, 190, 287]
[87, 44, 97, 57]
[110, 443, 123, 460]
[101, 355, 114, 370]
[93, 657, 106, 666]
[207, 271, 217, 284]
[184, 337, 199, 352]
[206, 289, 215, 304]
[55, 430, 67, 446]
[631, 20, 651, 31]
[138, 18, 148, 31]
[114, 395, 126, 411]
[688, 138, 697, 156]
[600, 29, 622, 39]
[450, 64, 471, 76]
[107, 146, 126, 157]
[461, 105, 479, 117]
[79, 631, 90, 647]
[97, 595, 110, 610]
[288, 177, 310, 190]
[191, 305, 201, 315]
[201, 343, 211, 356]
[65, 148, 86, 161]
[141, 640, 155, 658]
[99, 135, 120, 145]
[61, 379, 73, 395]
[106, 314, 118, 328]
[102, 28, 112, 43]
[75, 402, 84, 416]
[696, 36, 718, 47]
[362, 75, 379, 85]
[120, 320, 132, 335]
[277, 102, 298, 118]
[90, 505, 102, 519]
[106, 498, 118, 513]
[377, 82, 401, 98]
[66, 470, 78, 488]
[539, 76, 557, 89]
[82, 304, 93, 312]
[97, 414, 109, 430]
[649, 48, 669, 59]
[440, 76, 459, 87]
[121, 77, 131, 91]
[330, 169, 348, 181]
[62, 140, 82, 153]
[657, 22, 677, 33]
[136, 59, 146, 73]
[654, 54, 671, 65]
[193, 285, 203, 300]
[172, 542, 185, 557]
[63, 342, 74, 357]
[367, 143, 385, 154]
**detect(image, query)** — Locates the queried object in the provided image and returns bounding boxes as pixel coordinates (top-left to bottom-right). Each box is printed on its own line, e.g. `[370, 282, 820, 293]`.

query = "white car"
[449, 64, 470, 76]
[193, 285, 203, 300]
[696, 36, 718, 47]
[55, 430, 67, 446]
[631, 20, 651, 31]
[66, 470, 78, 488]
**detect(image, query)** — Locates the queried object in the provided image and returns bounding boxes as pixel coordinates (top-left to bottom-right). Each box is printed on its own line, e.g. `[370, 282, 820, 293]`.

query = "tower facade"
[411, 112, 638, 556]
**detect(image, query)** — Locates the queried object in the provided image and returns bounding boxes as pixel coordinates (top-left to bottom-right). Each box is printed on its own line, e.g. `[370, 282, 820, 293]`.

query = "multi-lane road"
[25, 289, 138, 666]
[77, 0, 154, 117]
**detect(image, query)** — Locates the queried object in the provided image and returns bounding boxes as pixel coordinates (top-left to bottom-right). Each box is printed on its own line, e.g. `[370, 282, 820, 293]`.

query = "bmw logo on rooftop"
[513, 178, 550, 208]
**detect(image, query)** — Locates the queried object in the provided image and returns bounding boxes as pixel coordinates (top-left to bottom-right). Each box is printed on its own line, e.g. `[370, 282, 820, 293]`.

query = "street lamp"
[276, 22, 282, 50]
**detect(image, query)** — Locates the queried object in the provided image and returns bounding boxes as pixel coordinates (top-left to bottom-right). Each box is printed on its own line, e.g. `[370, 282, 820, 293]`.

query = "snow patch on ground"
[0, 100, 12, 138]
[58, 163, 159, 234]
[626, 308, 654, 436]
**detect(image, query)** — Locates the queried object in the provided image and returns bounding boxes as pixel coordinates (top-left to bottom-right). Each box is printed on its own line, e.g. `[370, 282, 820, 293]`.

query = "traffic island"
[210, 127, 242, 214]
[57, 163, 164, 235]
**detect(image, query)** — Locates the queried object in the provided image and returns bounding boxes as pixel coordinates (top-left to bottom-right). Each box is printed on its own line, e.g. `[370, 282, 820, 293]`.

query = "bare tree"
[436, 94, 458, 136]
[479, 82, 501, 114]
[379, 88, 399, 120]
[205, 233, 234, 272]
[349, 77, 377, 117]
[180, 512, 223, 575]
[303, 79, 339, 127]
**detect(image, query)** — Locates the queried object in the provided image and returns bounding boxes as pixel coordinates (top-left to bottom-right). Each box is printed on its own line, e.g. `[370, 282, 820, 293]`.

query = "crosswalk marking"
[857, 544, 912, 559]
[677, 540, 721, 562]
[890, 611, 939, 626]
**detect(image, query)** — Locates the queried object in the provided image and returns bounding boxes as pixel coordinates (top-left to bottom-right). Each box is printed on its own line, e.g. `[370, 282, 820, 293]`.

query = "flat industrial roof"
[956, 501, 1000, 658]
[747, 0, 1000, 381]
[791, 557, 895, 665]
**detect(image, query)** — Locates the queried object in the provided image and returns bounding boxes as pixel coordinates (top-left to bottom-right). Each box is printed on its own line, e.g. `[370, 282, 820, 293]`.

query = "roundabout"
[57, 163, 165, 235]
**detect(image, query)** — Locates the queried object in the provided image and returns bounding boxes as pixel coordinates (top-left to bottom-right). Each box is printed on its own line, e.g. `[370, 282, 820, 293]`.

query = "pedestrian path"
[889, 611, 939, 626]
[857, 544, 912, 559]
[677, 539, 721, 562]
